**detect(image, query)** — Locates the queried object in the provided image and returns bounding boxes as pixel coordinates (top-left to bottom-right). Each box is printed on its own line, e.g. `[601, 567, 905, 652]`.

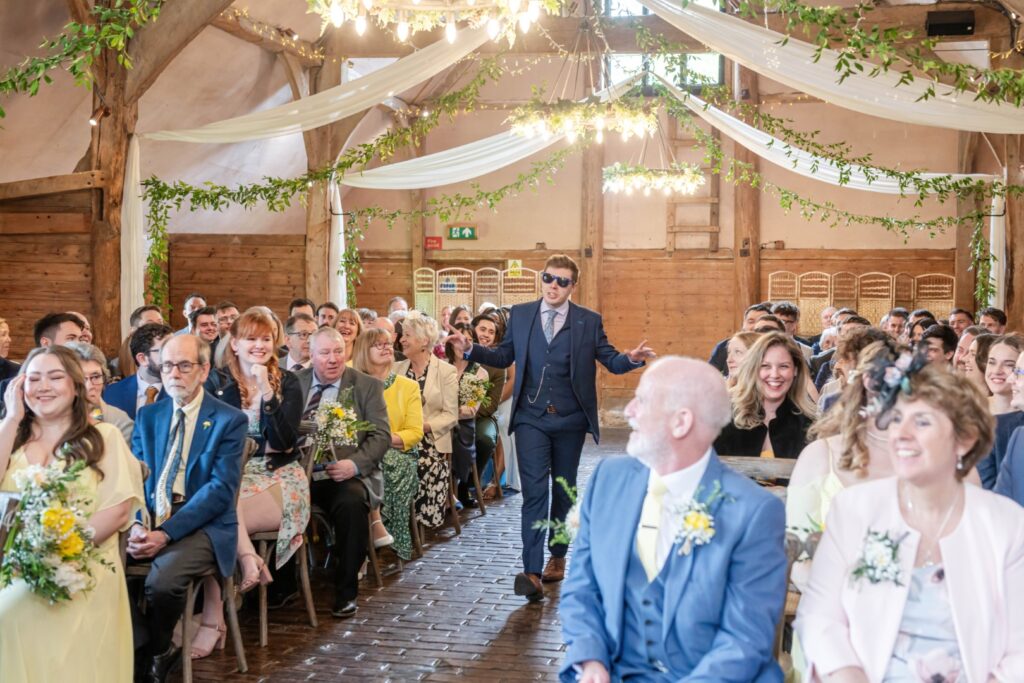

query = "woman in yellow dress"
[0, 346, 144, 683]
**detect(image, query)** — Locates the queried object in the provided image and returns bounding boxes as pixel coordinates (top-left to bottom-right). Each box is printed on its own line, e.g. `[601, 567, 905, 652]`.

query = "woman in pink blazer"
[796, 360, 1024, 683]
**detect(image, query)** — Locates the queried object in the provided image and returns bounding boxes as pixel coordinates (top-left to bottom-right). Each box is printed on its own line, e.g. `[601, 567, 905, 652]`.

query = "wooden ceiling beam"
[212, 10, 324, 68]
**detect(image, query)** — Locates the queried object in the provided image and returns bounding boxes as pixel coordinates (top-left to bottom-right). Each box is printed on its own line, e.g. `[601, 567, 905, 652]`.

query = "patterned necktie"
[302, 383, 329, 421]
[155, 408, 187, 526]
[543, 309, 558, 344]
[291, 363, 303, 372]
[636, 474, 669, 581]
[145, 385, 159, 405]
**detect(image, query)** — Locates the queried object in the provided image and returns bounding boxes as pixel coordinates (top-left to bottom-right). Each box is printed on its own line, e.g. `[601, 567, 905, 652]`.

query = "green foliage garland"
[0, 0, 162, 119]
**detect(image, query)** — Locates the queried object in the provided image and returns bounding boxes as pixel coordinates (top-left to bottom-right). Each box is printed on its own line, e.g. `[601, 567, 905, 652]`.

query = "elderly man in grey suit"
[272, 327, 389, 618]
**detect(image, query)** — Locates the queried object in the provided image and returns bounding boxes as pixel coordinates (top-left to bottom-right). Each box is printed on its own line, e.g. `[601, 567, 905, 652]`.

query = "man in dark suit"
[447, 254, 654, 601]
[104, 322, 173, 419]
[278, 327, 389, 618]
[127, 334, 247, 683]
[996, 424, 1024, 506]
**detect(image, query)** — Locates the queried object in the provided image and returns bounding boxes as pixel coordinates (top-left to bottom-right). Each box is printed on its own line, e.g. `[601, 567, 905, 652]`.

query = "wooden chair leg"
[447, 453, 462, 535]
[182, 580, 196, 683]
[410, 499, 424, 559]
[223, 575, 248, 673]
[471, 461, 487, 515]
[298, 540, 318, 627]
[366, 515, 384, 588]
[493, 439, 505, 499]
[257, 539, 271, 648]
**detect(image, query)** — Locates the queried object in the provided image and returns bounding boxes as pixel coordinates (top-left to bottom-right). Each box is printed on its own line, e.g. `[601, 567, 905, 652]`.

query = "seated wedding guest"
[214, 301, 239, 338]
[334, 308, 363, 361]
[725, 331, 761, 384]
[817, 327, 890, 414]
[560, 356, 786, 683]
[192, 309, 308, 658]
[388, 296, 409, 315]
[0, 346, 145, 682]
[772, 301, 812, 346]
[128, 334, 248, 683]
[954, 324, 984, 373]
[276, 328, 389, 618]
[471, 312, 510, 492]
[979, 343, 1024, 489]
[882, 307, 909, 340]
[316, 301, 339, 328]
[753, 314, 786, 334]
[818, 326, 838, 353]
[357, 307, 378, 328]
[66, 341, 134, 443]
[0, 316, 18, 381]
[103, 323, 173, 420]
[173, 292, 206, 335]
[814, 317, 872, 392]
[985, 334, 1024, 415]
[66, 311, 93, 344]
[708, 302, 773, 374]
[394, 314, 458, 529]
[444, 322, 490, 508]
[288, 297, 315, 319]
[188, 306, 220, 358]
[352, 328, 424, 558]
[908, 317, 937, 348]
[948, 308, 974, 337]
[978, 306, 1008, 334]
[963, 331, 996, 395]
[907, 308, 936, 329]
[796, 363, 1024, 683]
[919, 323, 958, 367]
[808, 306, 837, 350]
[114, 304, 165, 379]
[448, 306, 472, 328]
[715, 332, 816, 459]
[34, 311, 84, 347]
[279, 313, 317, 372]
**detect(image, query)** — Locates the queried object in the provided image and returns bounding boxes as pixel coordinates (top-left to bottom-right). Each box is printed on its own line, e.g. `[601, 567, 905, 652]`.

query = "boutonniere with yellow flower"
[202, 420, 212, 430]
[667, 481, 731, 556]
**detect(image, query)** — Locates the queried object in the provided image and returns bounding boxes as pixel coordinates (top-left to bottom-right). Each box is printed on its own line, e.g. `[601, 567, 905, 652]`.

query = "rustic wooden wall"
[0, 189, 94, 359]
[168, 234, 306, 328]
[353, 251, 416, 315]
[758, 249, 956, 292]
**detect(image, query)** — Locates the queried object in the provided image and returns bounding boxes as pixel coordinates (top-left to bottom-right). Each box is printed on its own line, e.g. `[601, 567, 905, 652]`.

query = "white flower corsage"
[851, 528, 907, 586]
[202, 420, 212, 430]
[667, 481, 730, 556]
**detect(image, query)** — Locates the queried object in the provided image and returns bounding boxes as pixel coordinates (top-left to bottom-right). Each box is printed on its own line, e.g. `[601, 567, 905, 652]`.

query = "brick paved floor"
[193, 430, 630, 682]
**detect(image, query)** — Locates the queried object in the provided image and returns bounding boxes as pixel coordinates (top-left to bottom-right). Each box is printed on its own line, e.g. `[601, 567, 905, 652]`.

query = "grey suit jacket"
[295, 366, 390, 505]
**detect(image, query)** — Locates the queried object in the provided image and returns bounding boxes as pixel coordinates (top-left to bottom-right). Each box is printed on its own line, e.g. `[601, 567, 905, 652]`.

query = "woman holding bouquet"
[471, 312, 511, 499]
[445, 323, 490, 508]
[193, 309, 307, 658]
[351, 328, 424, 558]
[394, 314, 458, 529]
[0, 346, 144, 682]
[796, 362, 1024, 682]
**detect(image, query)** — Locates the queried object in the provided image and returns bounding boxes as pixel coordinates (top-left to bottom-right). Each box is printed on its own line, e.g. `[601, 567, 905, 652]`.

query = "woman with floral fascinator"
[796, 356, 1024, 683]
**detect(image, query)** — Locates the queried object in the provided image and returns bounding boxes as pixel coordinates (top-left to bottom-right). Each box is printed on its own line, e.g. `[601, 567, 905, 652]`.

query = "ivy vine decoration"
[508, 94, 656, 143]
[0, 0, 162, 119]
[602, 161, 706, 196]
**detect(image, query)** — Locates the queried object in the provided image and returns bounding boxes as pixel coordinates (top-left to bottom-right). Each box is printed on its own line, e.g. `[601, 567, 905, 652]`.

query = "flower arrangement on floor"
[311, 387, 376, 465]
[602, 161, 706, 196]
[534, 476, 581, 547]
[0, 459, 112, 604]
[459, 376, 493, 410]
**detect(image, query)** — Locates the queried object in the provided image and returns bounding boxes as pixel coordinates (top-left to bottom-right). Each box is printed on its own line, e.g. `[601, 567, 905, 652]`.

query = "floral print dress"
[407, 364, 451, 528]
[883, 564, 963, 682]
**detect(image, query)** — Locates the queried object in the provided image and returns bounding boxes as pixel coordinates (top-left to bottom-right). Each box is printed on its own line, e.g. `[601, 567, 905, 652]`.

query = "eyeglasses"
[372, 342, 393, 351]
[84, 373, 105, 386]
[160, 360, 199, 374]
[541, 272, 573, 288]
[288, 331, 313, 340]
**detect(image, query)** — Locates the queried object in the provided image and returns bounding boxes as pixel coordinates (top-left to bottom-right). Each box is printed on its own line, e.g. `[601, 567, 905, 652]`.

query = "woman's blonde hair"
[401, 314, 438, 348]
[351, 328, 392, 375]
[730, 332, 816, 429]
[725, 331, 762, 388]
[335, 308, 364, 337]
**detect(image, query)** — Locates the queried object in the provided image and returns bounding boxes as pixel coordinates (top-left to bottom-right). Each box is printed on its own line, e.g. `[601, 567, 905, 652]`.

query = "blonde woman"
[725, 331, 761, 383]
[334, 308, 364, 361]
[714, 332, 816, 458]
[393, 314, 458, 528]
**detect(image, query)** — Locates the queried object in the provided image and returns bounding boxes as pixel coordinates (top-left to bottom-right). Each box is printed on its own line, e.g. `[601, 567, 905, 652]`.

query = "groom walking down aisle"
[560, 357, 787, 683]
[446, 254, 654, 602]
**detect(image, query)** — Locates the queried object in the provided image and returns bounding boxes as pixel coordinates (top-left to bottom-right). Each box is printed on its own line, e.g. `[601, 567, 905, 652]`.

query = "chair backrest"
[717, 455, 796, 481]
[773, 530, 823, 661]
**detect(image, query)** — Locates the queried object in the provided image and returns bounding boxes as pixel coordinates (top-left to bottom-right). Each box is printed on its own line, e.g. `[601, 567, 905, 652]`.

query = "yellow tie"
[637, 474, 668, 581]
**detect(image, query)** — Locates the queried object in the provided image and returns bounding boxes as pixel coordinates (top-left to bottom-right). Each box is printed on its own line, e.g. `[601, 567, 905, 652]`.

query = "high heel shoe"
[238, 551, 273, 593]
[190, 621, 226, 659]
[371, 519, 394, 549]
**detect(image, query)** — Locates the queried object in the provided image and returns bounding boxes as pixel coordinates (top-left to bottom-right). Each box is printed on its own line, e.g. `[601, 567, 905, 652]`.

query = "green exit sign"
[447, 225, 477, 240]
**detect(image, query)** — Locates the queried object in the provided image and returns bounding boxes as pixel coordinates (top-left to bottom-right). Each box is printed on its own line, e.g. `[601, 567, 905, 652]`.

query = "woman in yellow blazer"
[352, 328, 424, 560]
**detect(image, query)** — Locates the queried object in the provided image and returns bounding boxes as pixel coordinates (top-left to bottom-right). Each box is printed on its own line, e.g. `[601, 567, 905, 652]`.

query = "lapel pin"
[202, 420, 212, 430]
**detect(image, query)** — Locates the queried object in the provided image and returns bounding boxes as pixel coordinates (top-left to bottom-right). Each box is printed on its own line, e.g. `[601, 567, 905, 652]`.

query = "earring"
[956, 455, 965, 471]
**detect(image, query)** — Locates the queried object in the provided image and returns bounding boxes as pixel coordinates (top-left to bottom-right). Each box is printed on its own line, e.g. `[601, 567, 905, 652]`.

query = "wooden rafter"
[65, 0, 92, 24]
[213, 9, 324, 68]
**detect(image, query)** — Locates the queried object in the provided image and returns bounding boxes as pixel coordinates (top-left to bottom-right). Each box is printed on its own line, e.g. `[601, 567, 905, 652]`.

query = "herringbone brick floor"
[193, 430, 628, 682]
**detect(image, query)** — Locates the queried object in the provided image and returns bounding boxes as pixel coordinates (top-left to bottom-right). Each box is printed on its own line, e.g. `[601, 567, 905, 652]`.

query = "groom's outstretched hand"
[444, 322, 472, 356]
[577, 661, 610, 683]
[626, 339, 656, 364]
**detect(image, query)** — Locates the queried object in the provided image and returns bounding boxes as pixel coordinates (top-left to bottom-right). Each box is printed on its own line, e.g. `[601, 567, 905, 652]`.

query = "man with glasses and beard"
[446, 254, 655, 602]
[104, 323, 174, 419]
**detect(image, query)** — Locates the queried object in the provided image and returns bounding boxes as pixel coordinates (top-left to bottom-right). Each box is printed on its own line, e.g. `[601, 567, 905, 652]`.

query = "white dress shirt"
[306, 373, 342, 407]
[135, 374, 162, 412]
[539, 300, 570, 338]
[650, 448, 712, 571]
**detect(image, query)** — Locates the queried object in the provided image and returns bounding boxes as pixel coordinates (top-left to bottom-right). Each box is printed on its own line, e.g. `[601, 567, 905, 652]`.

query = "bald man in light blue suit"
[560, 357, 787, 683]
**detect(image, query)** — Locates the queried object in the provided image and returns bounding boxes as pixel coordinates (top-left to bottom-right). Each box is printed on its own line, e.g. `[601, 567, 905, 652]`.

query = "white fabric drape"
[121, 136, 145, 337]
[639, 0, 1024, 134]
[328, 180, 346, 307]
[340, 75, 641, 189]
[143, 25, 490, 143]
[991, 193, 1007, 307]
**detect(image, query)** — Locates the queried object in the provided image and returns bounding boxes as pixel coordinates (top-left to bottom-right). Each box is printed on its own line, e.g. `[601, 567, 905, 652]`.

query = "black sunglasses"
[541, 272, 574, 288]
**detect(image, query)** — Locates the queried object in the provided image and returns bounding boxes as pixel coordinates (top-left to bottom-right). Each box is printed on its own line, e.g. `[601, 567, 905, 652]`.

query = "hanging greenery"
[0, 0, 162, 119]
[140, 58, 505, 307]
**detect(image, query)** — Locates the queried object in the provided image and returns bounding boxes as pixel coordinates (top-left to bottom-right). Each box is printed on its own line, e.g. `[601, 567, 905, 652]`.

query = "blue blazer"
[131, 390, 248, 577]
[980, 411, 1024, 489]
[560, 453, 787, 682]
[467, 300, 639, 442]
[995, 425, 1024, 507]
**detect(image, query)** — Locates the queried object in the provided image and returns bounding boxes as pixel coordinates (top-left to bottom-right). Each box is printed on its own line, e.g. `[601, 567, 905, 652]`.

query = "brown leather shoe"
[542, 557, 566, 583]
[513, 572, 544, 602]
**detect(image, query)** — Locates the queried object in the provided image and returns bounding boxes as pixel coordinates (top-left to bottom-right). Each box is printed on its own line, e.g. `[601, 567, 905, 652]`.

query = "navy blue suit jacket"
[466, 299, 640, 442]
[995, 425, 1024, 507]
[979, 411, 1024, 489]
[131, 390, 248, 577]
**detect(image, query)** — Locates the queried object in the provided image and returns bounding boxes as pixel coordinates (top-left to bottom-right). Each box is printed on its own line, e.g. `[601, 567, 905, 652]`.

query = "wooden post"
[1006, 135, 1023, 326]
[954, 132, 979, 310]
[732, 63, 761, 326]
[579, 143, 604, 311]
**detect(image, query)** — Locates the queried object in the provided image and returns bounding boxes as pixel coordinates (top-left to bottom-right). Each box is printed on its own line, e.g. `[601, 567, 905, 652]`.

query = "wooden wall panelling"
[168, 234, 306, 328]
[759, 249, 955, 296]
[352, 251, 414, 315]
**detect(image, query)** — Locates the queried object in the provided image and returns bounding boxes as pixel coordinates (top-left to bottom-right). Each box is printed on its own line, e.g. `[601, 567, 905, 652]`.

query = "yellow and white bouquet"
[0, 459, 112, 604]
[312, 387, 374, 465]
[458, 375, 492, 410]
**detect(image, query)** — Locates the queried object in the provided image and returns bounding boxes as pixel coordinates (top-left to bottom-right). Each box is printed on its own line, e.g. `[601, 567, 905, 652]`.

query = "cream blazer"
[394, 356, 458, 453]
[796, 477, 1024, 683]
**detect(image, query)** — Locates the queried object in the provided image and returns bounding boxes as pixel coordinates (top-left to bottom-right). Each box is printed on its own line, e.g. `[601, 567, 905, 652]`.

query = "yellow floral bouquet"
[458, 376, 492, 410]
[311, 387, 374, 466]
[0, 459, 112, 604]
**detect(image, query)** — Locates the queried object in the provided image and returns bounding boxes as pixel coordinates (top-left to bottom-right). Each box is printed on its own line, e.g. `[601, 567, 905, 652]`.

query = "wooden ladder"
[665, 126, 720, 253]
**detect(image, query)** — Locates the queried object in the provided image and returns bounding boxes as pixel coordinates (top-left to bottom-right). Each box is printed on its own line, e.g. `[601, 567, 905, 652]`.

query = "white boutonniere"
[202, 420, 212, 430]
[667, 480, 731, 556]
[851, 528, 907, 586]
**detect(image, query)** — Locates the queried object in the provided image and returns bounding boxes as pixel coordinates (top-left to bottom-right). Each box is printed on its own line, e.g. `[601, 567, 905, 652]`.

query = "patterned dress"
[380, 373, 420, 560]
[408, 364, 451, 528]
[883, 565, 963, 682]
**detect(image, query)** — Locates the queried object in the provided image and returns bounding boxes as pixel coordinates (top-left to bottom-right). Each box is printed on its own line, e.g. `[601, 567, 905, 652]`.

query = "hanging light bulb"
[567, 128, 578, 143]
[595, 129, 604, 143]
[355, 9, 367, 35]
[486, 15, 500, 40]
[527, 0, 541, 21]
[329, 0, 344, 27]
[518, 12, 530, 33]
[362, 0, 373, 8]
[467, 0, 476, 5]
[508, 0, 522, 14]
[445, 14, 457, 43]
[397, 15, 410, 41]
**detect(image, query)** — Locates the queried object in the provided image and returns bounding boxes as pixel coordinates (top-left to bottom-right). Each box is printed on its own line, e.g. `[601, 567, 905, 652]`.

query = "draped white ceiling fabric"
[339, 75, 641, 189]
[143, 25, 490, 143]
[639, 0, 1024, 134]
[121, 135, 145, 336]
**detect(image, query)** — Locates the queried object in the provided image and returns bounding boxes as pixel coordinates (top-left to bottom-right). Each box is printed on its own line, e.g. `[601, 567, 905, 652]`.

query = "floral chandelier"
[307, 0, 560, 44]
[603, 162, 705, 196]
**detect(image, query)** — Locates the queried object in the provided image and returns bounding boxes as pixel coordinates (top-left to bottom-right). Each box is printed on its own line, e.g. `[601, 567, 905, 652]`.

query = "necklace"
[900, 482, 961, 567]
[865, 428, 888, 447]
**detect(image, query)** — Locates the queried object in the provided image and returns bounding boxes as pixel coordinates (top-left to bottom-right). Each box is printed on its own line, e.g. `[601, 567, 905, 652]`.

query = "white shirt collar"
[311, 371, 342, 389]
[540, 299, 570, 317]
[652, 447, 713, 502]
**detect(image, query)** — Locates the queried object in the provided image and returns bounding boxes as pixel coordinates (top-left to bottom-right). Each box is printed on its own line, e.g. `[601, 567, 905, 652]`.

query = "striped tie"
[302, 383, 329, 421]
[155, 408, 186, 526]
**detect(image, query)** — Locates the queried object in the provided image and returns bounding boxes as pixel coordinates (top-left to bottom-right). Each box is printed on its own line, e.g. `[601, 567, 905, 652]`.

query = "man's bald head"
[373, 317, 395, 335]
